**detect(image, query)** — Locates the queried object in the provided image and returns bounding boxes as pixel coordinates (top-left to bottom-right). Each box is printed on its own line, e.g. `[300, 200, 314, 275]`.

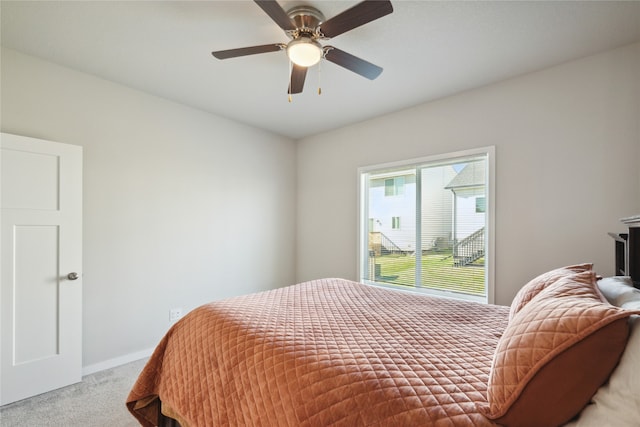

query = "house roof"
[445, 161, 485, 190]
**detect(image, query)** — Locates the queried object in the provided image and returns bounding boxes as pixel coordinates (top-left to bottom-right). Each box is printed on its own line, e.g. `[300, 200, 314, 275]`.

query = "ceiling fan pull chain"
[318, 60, 322, 95]
[288, 59, 293, 103]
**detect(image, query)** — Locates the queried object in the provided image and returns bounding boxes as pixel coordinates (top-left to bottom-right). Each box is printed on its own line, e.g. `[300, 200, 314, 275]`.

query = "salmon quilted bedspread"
[127, 278, 509, 426]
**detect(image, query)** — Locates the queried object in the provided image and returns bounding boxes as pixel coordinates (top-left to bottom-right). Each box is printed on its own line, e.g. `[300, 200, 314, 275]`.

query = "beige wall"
[296, 42, 640, 305]
[2, 41, 638, 368]
[1, 48, 297, 368]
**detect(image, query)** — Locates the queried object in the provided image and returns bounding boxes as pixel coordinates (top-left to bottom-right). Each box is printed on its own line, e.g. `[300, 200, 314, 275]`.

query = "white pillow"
[621, 299, 640, 310]
[565, 297, 640, 426]
[619, 288, 640, 307]
[596, 276, 639, 306]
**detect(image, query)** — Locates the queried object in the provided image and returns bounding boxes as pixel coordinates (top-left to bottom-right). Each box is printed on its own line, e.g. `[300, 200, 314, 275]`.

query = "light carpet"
[0, 358, 147, 427]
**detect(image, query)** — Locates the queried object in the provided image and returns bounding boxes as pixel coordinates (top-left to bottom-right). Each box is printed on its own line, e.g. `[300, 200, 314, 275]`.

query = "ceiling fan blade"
[254, 0, 296, 31]
[288, 64, 307, 94]
[324, 47, 383, 80]
[212, 44, 283, 60]
[319, 0, 393, 39]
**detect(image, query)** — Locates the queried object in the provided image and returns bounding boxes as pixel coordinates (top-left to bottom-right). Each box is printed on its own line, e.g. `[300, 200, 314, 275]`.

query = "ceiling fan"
[211, 0, 393, 95]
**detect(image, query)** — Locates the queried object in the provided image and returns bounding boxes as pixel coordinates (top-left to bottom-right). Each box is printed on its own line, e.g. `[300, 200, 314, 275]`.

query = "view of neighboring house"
[367, 160, 486, 257]
[368, 169, 419, 254]
[444, 160, 487, 266]
[444, 160, 486, 243]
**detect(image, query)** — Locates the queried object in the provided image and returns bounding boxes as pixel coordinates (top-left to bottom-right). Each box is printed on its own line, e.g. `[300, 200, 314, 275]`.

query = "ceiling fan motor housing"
[286, 5, 325, 38]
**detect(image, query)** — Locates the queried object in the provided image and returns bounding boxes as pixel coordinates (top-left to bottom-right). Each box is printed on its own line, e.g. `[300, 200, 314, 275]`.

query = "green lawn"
[373, 250, 485, 296]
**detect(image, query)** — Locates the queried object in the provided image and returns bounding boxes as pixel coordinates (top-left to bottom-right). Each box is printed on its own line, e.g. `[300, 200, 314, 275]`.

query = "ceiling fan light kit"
[286, 37, 322, 67]
[211, 0, 394, 96]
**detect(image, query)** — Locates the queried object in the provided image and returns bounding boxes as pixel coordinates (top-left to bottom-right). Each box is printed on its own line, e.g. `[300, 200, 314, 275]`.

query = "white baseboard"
[82, 347, 154, 376]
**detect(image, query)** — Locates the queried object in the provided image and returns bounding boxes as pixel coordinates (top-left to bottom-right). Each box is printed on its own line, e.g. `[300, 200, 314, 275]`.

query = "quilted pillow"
[482, 270, 638, 426]
[509, 263, 593, 320]
[568, 281, 640, 426]
[566, 302, 640, 426]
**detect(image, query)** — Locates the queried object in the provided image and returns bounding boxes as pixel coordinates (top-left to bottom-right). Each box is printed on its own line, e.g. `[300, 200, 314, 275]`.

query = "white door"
[1, 133, 83, 405]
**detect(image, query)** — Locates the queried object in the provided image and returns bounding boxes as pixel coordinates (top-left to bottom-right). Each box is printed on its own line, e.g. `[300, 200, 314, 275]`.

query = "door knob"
[67, 272, 79, 280]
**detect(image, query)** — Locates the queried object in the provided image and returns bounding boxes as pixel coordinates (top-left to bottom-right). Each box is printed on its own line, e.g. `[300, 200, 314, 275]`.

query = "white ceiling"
[2, 1, 640, 139]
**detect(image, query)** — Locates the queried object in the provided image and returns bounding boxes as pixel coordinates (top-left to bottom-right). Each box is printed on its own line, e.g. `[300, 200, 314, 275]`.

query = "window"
[359, 147, 494, 303]
[392, 216, 401, 229]
[384, 177, 404, 196]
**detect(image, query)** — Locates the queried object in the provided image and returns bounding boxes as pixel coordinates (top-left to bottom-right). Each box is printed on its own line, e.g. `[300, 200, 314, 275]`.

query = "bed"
[127, 266, 640, 427]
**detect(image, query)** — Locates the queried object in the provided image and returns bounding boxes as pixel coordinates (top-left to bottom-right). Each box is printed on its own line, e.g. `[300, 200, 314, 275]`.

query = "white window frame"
[357, 146, 496, 304]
